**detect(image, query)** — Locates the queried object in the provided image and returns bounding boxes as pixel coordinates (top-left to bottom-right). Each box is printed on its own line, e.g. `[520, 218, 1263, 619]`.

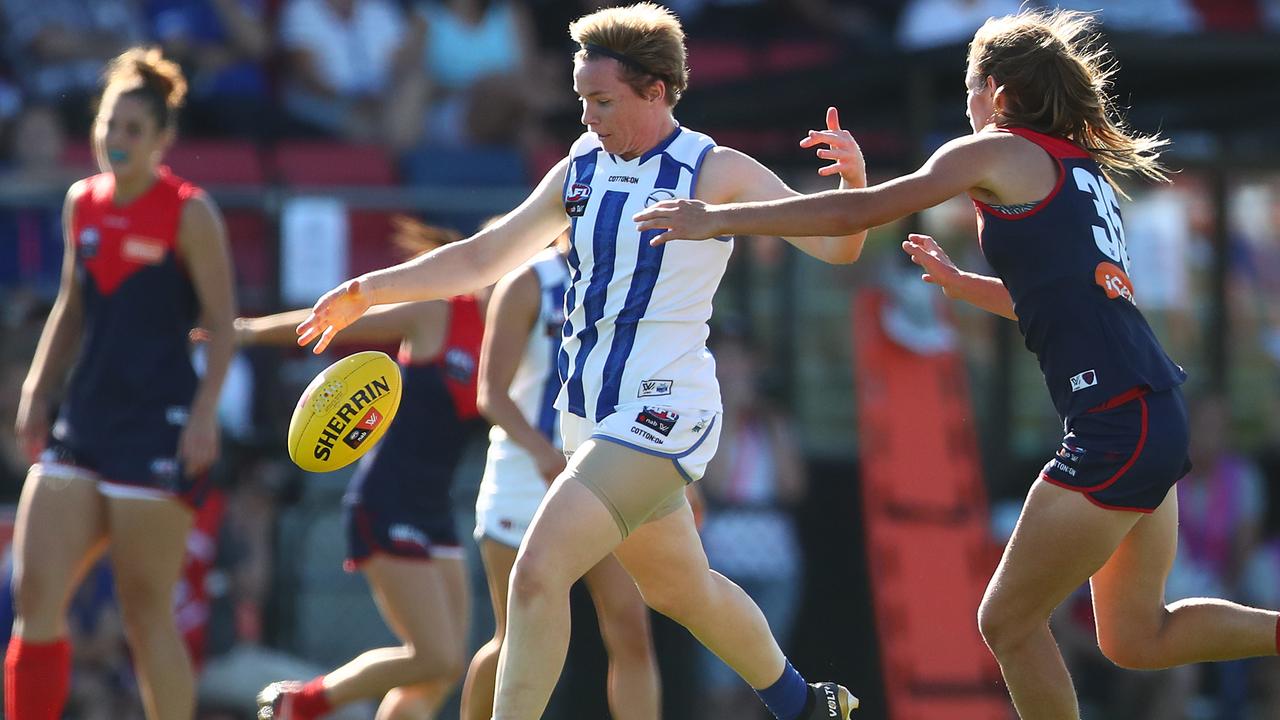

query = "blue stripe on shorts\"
[589, 416, 717, 485]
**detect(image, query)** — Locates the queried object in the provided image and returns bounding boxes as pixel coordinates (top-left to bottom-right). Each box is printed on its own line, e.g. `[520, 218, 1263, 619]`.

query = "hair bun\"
[104, 46, 188, 113]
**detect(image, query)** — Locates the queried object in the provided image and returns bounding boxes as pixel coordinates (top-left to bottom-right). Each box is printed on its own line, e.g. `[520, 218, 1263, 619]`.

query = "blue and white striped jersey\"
[556, 126, 731, 422]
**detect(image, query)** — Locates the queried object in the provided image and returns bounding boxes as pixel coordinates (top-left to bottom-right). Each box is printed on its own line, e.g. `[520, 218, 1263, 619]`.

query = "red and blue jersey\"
[44, 168, 211, 496]
[975, 127, 1186, 424]
[343, 294, 485, 566]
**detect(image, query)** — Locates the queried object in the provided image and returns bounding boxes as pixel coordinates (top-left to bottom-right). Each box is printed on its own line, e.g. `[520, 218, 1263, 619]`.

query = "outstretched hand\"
[296, 278, 373, 354]
[901, 233, 961, 296]
[799, 106, 865, 185]
[633, 198, 721, 246]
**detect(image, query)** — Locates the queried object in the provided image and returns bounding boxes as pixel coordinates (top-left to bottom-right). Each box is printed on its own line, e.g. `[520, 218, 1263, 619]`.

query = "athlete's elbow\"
[825, 235, 865, 265]
[476, 387, 497, 419]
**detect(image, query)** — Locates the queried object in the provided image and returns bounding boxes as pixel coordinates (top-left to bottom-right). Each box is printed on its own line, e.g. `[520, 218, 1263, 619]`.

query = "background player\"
[236, 219, 482, 720]
[9, 47, 235, 720]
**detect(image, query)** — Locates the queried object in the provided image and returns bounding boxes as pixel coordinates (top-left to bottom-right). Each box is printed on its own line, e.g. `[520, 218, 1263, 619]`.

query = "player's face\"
[94, 91, 171, 181]
[966, 69, 996, 133]
[573, 57, 660, 159]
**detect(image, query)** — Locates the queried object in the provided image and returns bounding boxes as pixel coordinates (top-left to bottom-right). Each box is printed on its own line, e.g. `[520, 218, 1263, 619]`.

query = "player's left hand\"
[297, 278, 373, 354]
[178, 408, 220, 477]
[800, 106, 865, 188]
[633, 198, 722, 245]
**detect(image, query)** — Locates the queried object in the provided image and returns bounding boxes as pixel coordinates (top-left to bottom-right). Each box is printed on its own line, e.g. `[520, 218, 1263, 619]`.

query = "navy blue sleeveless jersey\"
[975, 127, 1186, 423]
[41, 169, 212, 505]
[343, 297, 484, 568]
[976, 128, 1190, 512]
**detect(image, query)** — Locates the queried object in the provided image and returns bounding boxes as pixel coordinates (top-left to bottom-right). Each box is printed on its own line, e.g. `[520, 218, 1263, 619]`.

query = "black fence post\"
[1208, 169, 1230, 394]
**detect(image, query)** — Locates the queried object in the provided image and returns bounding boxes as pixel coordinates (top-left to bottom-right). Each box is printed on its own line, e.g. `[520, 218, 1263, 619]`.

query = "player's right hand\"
[902, 233, 962, 297]
[297, 277, 373, 354]
[799, 106, 866, 188]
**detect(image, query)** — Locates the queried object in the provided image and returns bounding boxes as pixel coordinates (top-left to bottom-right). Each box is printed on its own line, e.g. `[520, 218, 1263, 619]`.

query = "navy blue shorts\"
[1040, 386, 1191, 513]
[343, 502, 461, 571]
[39, 414, 213, 509]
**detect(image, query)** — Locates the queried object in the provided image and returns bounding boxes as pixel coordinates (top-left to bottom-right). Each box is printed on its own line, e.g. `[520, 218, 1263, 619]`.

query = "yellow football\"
[287, 351, 403, 472]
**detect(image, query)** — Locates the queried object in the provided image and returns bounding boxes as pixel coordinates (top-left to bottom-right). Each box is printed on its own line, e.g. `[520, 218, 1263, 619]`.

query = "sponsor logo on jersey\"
[123, 235, 167, 265]
[645, 189, 676, 207]
[638, 379, 673, 397]
[1069, 369, 1098, 392]
[608, 175, 639, 184]
[1094, 262, 1136, 304]
[636, 407, 678, 436]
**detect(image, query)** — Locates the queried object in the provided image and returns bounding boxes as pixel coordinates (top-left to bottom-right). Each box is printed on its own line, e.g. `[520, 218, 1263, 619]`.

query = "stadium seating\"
[399, 144, 530, 232]
[168, 141, 271, 310]
[268, 141, 399, 277]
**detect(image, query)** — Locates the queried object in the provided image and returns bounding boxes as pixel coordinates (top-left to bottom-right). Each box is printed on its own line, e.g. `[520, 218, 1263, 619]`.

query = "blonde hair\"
[570, 3, 689, 106]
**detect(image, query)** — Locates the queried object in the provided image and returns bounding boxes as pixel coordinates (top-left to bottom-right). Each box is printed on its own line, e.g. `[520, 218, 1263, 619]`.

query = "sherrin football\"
[288, 351, 403, 472]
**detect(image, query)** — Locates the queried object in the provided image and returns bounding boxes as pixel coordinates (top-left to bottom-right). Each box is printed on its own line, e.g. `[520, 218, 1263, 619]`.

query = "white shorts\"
[561, 402, 721, 484]
[474, 444, 551, 549]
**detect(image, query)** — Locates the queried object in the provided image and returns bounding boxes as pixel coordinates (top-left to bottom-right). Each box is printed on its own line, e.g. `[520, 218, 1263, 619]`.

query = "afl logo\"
[444, 347, 477, 384]
[79, 227, 100, 259]
[565, 183, 592, 217]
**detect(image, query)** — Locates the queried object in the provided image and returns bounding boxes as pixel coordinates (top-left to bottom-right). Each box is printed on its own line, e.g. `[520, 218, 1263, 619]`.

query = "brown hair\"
[101, 46, 188, 130]
[968, 9, 1170, 192]
[390, 216, 464, 260]
[569, 3, 689, 107]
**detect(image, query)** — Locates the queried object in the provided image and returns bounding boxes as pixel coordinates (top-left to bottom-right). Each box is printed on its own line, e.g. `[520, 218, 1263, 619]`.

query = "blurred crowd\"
[3, 1, 1280, 719]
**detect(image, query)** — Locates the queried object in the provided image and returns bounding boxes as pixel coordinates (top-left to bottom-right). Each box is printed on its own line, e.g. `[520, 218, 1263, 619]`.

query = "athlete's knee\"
[1096, 614, 1172, 670]
[10, 565, 62, 622]
[634, 572, 706, 622]
[976, 593, 1040, 657]
[508, 547, 572, 607]
[1097, 633, 1172, 670]
[114, 568, 178, 633]
[380, 685, 438, 720]
[404, 641, 467, 683]
[598, 600, 655, 662]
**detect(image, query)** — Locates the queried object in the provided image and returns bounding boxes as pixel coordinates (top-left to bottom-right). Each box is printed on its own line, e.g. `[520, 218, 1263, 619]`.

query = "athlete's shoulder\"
[692, 145, 777, 204]
[179, 191, 224, 235]
[65, 176, 93, 206]
[567, 131, 604, 161]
